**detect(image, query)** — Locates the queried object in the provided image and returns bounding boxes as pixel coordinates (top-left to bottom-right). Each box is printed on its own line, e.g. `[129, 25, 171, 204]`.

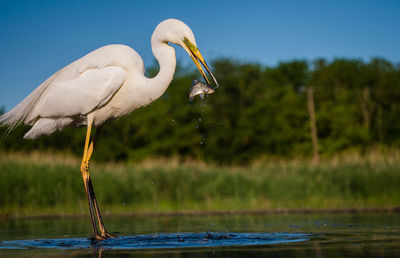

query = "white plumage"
[0, 19, 218, 240]
[2, 44, 150, 138]
[1, 19, 217, 139]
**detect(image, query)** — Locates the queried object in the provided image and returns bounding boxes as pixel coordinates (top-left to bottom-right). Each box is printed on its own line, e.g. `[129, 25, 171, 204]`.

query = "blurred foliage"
[1, 153, 400, 215]
[1, 57, 400, 164]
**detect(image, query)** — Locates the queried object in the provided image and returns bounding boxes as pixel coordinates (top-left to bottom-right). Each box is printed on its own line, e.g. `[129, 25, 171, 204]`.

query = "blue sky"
[1, 0, 399, 111]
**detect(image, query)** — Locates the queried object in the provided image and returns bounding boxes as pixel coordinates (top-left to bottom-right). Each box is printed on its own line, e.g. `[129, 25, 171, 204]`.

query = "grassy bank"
[1, 151, 400, 217]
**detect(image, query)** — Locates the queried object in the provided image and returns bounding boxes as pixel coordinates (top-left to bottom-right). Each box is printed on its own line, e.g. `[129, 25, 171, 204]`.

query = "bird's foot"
[102, 231, 117, 239]
[90, 232, 117, 241]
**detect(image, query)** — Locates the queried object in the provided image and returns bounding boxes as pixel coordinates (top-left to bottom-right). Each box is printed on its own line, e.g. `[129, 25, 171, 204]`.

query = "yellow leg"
[85, 126, 115, 238]
[80, 118, 98, 239]
[86, 124, 102, 162]
[81, 121, 115, 240]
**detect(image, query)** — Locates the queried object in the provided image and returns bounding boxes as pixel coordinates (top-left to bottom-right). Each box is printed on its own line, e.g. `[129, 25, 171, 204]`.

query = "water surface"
[1, 212, 399, 257]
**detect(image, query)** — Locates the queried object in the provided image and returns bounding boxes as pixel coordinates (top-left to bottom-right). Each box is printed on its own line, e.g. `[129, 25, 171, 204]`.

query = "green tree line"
[1, 57, 399, 164]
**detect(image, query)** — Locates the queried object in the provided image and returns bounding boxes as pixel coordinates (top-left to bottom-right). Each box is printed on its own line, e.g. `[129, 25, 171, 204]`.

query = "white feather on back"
[20, 66, 126, 139]
[30, 66, 126, 119]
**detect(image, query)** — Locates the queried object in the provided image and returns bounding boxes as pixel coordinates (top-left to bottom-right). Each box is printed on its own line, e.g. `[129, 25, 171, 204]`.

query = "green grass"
[1, 152, 400, 216]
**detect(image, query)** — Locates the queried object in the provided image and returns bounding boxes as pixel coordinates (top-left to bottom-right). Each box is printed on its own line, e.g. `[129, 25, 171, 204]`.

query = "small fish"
[188, 80, 215, 102]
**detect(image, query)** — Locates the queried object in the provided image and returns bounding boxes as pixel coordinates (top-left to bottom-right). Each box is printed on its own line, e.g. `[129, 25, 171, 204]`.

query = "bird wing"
[30, 66, 126, 120]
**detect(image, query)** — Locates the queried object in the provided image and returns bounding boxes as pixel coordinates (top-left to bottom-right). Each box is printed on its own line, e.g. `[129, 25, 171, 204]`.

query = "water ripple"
[0, 232, 311, 250]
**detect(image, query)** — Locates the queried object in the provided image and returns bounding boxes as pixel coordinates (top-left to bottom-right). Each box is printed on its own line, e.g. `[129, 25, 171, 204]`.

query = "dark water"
[0, 212, 399, 257]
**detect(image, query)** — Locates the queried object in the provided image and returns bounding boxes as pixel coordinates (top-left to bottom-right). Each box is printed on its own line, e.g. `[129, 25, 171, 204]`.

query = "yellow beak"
[183, 38, 219, 88]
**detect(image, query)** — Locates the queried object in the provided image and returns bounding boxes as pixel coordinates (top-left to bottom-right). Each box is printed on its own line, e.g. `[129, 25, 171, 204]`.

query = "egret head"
[152, 19, 219, 88]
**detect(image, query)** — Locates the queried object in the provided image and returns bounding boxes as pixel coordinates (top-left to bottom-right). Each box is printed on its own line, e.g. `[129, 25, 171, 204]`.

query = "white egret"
[0, 19, 218, 240]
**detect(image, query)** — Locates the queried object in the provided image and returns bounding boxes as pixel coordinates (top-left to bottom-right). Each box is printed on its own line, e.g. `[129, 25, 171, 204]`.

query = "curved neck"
[145, 39, 176, 101]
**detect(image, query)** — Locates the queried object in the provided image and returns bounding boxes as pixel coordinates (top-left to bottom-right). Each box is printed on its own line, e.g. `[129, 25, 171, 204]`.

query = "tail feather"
[0, 74, 57, 133]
